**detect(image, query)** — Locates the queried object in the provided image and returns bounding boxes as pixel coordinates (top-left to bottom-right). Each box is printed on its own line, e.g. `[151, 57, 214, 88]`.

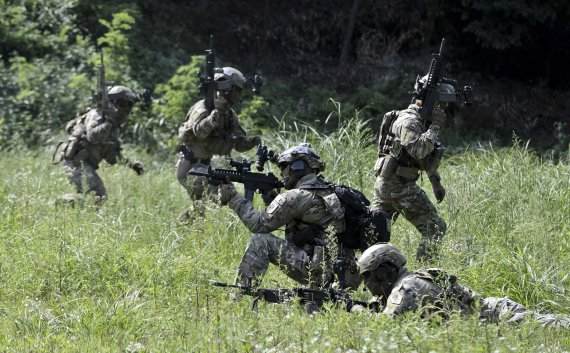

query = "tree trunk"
[339, 0, 361, 65]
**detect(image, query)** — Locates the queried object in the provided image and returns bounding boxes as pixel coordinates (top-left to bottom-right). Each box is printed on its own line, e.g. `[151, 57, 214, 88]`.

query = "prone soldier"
[355, 243, 570, 328]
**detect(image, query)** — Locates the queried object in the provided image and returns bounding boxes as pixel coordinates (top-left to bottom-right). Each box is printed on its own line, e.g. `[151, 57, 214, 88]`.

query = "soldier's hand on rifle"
[106, 115, 121, 127]
[429, 175, 446, 203]
[261, 189, 278, 206]
[430, 108, 446, 130]
[214, 95, 231, 112]
[218, 177, 238, 205]
[131, 161, 144, 176]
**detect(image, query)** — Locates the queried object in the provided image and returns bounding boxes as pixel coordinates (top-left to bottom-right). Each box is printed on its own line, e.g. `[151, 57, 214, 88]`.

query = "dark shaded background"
[2, 0, 569, 152]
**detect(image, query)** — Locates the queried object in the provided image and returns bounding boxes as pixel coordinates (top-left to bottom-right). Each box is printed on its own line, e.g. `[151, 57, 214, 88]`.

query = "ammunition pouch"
[52, 137, 84, 164]
[286, 224, 325, 247]
[180, 145, 211, 165]
[378, 155, 397, 179]
[52, 142, 66, 164]
[65, 138, 81, 159]
[395, 165, 420, 181]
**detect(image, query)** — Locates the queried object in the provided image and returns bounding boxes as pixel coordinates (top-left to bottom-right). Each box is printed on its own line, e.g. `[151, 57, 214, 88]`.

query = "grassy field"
[0, 120, 569, 352]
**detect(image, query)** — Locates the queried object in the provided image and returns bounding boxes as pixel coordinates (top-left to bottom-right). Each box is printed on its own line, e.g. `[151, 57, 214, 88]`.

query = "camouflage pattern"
[480, 297, 570, 328]
[59, 108, 124, 199]
[177, 99, 258, 199]
[228, 173, 359, 288]
[372, 104, 446, 260]
[63, 159, 106, 198]
[382, 270, 569, 328]
[175, 158, 210, 200]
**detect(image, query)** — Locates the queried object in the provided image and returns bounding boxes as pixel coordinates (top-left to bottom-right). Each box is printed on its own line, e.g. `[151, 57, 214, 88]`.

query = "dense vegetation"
[1, 1, 569, 351]
[1, 0, 569, 154]
[1, 120, 569, 351]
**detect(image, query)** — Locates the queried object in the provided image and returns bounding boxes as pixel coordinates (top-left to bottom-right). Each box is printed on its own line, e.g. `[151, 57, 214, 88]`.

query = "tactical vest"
[414, 268, 478, 315]
[377, 108, 445, 178]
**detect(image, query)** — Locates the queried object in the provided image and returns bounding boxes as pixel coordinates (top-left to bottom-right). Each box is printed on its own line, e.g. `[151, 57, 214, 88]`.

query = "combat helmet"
[358, 242, 407, 275]
[215, 67, 247, 93]
[277, 143, 326, 173]
[414, 75, 457, 104]
[108, 85, 138, 104]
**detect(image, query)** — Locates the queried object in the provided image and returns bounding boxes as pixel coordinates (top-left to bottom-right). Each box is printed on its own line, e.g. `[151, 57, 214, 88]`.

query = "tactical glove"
[104, 111, 123, 127]
[214, 95, 231, 112]
[250, 136, 261, 146]
[261, 189, 278, 206]
[131, 161, 144, 176]
[218, 177, 238, 205]
[429, 175, 446, 203]
[209, 110, 223, 126]
[430, 108, 446, 129]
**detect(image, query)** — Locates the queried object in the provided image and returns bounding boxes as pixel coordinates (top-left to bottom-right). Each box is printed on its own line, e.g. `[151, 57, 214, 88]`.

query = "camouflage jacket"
[374, 104, 442, 179]
[227, 173, 345, 243]
[178, 99, 257, 159]
[383, 268, 477, 318]
[67, 108, 123, 168]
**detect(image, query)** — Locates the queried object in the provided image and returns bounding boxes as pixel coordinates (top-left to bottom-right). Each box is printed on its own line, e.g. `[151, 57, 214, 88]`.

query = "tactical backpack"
[333, 185, 390, 251]
[377, 110, 399, 156]
[52, 114, 88, 164]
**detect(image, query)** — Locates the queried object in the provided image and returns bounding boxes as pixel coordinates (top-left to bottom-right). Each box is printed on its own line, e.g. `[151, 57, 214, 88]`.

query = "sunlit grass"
[0, 123, 569, 352]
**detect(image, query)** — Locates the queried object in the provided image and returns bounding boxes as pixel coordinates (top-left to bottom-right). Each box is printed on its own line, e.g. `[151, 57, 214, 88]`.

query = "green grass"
[0, 122, 569, 352]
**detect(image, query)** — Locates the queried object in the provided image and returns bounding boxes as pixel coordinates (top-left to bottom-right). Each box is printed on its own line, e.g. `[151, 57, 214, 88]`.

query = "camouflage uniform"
[57, 109, 123, 200]
[357, 243, 569, 328]
[226, 173, 359, 288]
[382, 270, 569, 328]
[372, 103, 446, 260]
[176, 99, 258, 200]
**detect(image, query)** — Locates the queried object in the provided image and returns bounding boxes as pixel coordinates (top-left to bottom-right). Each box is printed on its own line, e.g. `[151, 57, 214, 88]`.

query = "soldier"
[176, 67, 261, 219]
[53, 85, 144, 203]
[355, 243, 570, 328]
[217, 144, 360, 289]
[371, 79, 453, 261]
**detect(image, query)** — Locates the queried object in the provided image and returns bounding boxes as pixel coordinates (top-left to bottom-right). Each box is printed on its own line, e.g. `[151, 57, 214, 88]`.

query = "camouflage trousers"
[371, 175, 447, 261]
[480, 297, 570, 328]
[63, 159, 106, 198]
[235, 233, 361, 289]
[175, 154, 211, 200]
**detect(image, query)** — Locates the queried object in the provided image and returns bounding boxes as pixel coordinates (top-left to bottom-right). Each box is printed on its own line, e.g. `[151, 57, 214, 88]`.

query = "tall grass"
[0, 122, 569, 352]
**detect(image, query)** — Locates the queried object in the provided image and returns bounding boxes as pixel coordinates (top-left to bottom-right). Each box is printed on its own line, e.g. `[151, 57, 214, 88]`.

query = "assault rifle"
[198, 35, 264, 111]
[94, 50, 115, 118]
[189, 159, 283, 201]
[198, 35, 222, 111]
[412, 38, 473, 121]
[211, 281, 377, 313]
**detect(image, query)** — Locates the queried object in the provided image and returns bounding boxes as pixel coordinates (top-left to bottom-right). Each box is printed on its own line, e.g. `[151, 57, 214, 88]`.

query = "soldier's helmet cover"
[358, 242, 407, 275]
[277, 143, 326, 172]
[108, 85, 138, 104]
[215, 67, 247, 92]
[415, 75, 456, 94]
